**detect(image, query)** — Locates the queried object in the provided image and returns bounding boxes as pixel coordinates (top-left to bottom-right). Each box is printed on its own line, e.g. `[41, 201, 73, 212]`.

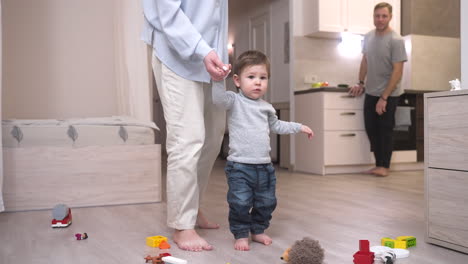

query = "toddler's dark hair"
[233, 50, 270, 77]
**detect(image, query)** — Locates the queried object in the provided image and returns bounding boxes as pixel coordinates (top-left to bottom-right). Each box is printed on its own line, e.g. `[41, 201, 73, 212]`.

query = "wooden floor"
[1, 159, 467, 264]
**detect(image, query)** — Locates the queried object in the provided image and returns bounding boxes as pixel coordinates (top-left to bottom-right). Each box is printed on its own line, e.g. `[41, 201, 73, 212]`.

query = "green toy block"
[381, 237, 395, 248]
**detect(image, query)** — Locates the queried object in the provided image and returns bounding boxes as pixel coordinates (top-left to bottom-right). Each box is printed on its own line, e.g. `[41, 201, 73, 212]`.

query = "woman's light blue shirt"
[141, 0, 228, 83]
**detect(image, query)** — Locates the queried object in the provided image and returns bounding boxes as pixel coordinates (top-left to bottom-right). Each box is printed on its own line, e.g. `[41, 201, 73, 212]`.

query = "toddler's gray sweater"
[213, 82, 302, 164]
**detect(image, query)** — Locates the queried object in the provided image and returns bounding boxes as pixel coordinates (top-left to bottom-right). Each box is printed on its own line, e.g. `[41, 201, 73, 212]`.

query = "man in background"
[348, 2, 407, 177]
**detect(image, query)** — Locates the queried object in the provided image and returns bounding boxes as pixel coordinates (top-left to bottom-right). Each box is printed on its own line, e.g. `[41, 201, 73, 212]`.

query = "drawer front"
[324, 109, 365, 130]
[324, 131, 372, 165]
[427, 95, 468, 171]
[324, 92, 364, 110]
[426, 168, 468, 248]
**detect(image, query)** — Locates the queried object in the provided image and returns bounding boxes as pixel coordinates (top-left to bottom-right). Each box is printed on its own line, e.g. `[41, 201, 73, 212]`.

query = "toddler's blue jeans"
[225, 161, 277, 239]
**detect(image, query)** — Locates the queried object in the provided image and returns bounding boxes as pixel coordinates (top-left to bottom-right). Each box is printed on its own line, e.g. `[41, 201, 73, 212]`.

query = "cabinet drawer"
[324, 131, 372, 165]
[324, 109, 364, 130]
[426, 168, 468, 248]
[324, 92, 364, 110]
[427, 95, 468, 171]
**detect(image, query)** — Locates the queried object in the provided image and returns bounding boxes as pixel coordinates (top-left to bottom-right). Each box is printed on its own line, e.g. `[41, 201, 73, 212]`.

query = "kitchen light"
[338, 32, 363, 58]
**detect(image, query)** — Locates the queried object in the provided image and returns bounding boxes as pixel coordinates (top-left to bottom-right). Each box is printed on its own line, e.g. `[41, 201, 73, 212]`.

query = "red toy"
[144, 255, 163, 264]
[51, 207, 72, 228]
[75, 233, 88, 240]
[353, 240, 374, 264]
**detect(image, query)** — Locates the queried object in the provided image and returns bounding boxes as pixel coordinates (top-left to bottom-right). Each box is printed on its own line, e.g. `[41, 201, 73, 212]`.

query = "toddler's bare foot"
[234, 238, 250, 251]
[173, 229, 213, 251]
[196, 210, 220, 229]
[372, 167, 389, 177]
[252, 233, 272, 246]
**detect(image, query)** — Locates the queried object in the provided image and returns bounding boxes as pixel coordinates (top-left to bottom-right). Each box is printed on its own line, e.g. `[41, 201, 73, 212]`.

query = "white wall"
[2, 0, 118, 119]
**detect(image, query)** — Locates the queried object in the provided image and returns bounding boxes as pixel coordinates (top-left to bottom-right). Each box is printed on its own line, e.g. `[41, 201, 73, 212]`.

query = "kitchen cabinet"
[303, 0, 400, 38]
[424, 90, 468, 253]
[294, 88, 420, 175]
[294, 89, 372, 175]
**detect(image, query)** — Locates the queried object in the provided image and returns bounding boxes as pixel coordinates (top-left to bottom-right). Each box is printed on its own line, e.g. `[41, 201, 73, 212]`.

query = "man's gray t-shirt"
[363, 29, 407, 97]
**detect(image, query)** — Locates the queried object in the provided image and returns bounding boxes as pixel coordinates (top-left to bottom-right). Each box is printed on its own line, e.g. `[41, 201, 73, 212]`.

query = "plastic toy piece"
[51, 205, 72, 228]
[145, 235, 168, 247]
[381, 236, 416, 249]
[161, 256, 188, 264]
[396, 236, 416, 248]
[370, 246, 410, 259]
[353, 240, 374, 264]
[158, 240, 171, 249]
[144, 255, 163, 264]
[75, 233, 88, 240]
[381, 237, 396, 248]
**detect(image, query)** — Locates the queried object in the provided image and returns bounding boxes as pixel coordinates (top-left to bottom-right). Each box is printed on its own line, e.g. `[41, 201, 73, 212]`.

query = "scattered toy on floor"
[161, 255, 188, 264]
[281, 237, 324, 264]
[374, 250, 396, 264]
[353, 240, 374, 264]
[146, 235, 168, 247]
[51, 204, 72, 228]
[371, 246, 410, 259]
[159, 240, 171, 249]
[144, 255, 163, 264]
[381, 236, 416, 249]
[75, 233, 88, 240]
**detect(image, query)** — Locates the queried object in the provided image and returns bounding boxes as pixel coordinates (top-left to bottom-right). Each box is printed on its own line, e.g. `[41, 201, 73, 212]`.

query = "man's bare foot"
[173, 229, 213, 251]
[196, 210, 219, 229]
[252, 233, 272, 246]
[372, 167, 389, 177]
[234, 238, 250, 251]
[363, 167, 377, 174]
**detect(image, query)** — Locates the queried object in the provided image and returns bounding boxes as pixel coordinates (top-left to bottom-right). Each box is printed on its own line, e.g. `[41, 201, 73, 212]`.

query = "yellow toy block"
[146, 235, 168, 247]
[396, 236, 417, 248]
[394, 240, 408, 249]
[381, 236, 417, 249]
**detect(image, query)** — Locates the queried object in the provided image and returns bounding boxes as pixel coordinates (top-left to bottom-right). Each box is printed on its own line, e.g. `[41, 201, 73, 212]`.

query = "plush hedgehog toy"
[281, 237, 325, 264]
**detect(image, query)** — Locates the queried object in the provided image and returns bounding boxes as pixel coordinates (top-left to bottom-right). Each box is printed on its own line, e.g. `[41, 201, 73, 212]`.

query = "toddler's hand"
[301, 125, 314, 139]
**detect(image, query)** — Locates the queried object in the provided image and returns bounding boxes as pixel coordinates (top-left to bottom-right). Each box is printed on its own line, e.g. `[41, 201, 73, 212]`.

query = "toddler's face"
[233, 64, 268, 100]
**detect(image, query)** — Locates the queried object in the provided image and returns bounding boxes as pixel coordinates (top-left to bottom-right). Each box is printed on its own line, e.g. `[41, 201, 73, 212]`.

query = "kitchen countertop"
[294, 87, 348, 95]
[294, 87, 438, 95]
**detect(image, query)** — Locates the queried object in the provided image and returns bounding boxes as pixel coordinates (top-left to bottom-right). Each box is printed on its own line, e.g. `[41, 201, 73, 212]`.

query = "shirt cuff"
[194, 39, 213, 61]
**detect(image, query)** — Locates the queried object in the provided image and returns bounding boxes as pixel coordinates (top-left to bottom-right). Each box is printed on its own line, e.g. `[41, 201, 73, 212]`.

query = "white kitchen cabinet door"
[324, 131, 372, 165]
[303, 0, 400, 37]
[346, 0, 375, 34]
[303, 0, 346, 38]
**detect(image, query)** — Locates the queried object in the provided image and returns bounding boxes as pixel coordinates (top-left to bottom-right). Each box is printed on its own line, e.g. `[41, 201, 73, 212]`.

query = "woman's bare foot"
[196, 210, 219, 229]
[252, 233, 272, 246]
[173, 229, 213, 251]
[372, 167, 389, 177]
[234, 238, 250, 251]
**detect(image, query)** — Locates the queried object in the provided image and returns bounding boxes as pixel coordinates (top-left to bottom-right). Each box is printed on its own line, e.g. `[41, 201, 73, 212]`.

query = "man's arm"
[380, 61, 404, 100]
[375, 61, 404, 115]
[349, 54, 367, 97]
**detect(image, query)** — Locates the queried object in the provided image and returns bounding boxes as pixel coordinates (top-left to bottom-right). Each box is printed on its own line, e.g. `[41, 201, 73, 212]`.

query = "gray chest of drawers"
[424, 89, 468, 253]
